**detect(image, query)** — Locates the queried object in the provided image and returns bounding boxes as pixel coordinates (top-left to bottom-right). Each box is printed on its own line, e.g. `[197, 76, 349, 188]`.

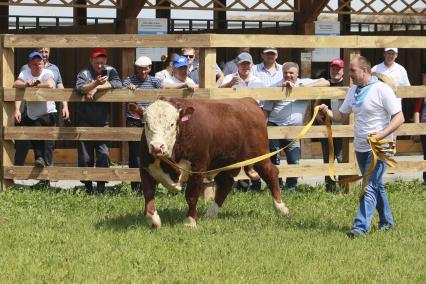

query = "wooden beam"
[73, 0, 87, 26]
[5, 160, 426, 181]
[3, 86, 426, 102]
[4, 34, 426, 49]
[294, 0, 329, 34]
[119, 0, 146, 19]
[1, 36, 15, 190]
[5, 123, 426, 142]
[199, 48, 217, 88]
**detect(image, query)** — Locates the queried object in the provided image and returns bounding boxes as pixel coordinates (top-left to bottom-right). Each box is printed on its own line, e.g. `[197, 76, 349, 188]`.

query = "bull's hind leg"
[254, 160, 289, 215]
[184, 174, 204, 227]
[205, 171, 236, 218]
[141, 170, 161, 228]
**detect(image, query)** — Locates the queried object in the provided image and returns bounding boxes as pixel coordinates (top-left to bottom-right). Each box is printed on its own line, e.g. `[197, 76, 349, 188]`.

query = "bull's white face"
[143, 100, 180, 157]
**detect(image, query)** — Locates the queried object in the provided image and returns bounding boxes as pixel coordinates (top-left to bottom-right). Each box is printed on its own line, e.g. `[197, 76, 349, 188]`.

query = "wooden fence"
[1, 34, 426, 190]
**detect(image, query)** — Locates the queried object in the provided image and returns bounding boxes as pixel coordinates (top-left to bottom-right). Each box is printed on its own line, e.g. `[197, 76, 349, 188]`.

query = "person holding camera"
[13, 51, 57, 169]
[75, 48, 122, 194]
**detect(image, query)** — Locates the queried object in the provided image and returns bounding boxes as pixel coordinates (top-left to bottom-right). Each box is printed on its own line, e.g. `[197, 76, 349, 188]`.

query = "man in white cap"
[123, 55, 161, 191]
[372, 48, 410, 87]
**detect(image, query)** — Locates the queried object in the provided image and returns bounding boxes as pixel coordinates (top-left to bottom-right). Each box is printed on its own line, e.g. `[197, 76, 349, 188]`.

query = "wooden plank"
[199, 48, 217, 88]
[0, 37, 15, 190]
[5, 160, 426, 181]
[209, 35, 426, 49]
[5, 34, 426, 49]
[4, 123, 426, 141]
[2, 87, 211, 102]
[3, 86, 425, 102]
[4, 34, 213, 48]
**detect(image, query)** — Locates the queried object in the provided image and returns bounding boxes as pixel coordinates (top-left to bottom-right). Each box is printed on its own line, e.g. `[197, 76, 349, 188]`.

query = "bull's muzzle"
[150, 143, 167, 157]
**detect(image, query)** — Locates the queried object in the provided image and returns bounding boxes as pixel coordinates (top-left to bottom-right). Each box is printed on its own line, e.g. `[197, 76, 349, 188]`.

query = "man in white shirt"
[262, 62, 316, 191]
[162, 56, 198, 90]
[222, 47, 250, 76]
[252, 48, 283, 88]
[220, 52, 265, 191]
[13, 51, 56, 168]
[372, 48, 410, 87]
[319, 56, 404, 238]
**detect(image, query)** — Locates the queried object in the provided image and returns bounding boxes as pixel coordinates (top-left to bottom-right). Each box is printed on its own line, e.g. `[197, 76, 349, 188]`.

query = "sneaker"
[346, 230, 365, 239]
[30, 180, 50, 189]
[84, 182, 94, 195]
[35, 157, 46, 168]
[250, 180, 262, 191]
[378, 224, 394, 231]
[97, 182, 106, 193]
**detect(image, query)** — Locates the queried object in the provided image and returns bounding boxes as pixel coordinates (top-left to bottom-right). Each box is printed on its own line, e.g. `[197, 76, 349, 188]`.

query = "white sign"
[312, 21, 340, 62]
[136, 18, 168, 62]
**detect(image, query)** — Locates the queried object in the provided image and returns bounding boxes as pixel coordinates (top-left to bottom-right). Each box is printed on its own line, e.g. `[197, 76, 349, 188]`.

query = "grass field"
[0, 180, 425, 283]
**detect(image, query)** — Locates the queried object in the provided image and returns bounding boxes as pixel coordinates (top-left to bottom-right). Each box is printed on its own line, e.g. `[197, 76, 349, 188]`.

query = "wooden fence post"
[0, 35, 15, 190]
[199, 47, 217, 201]
[342, 48, 360, 193]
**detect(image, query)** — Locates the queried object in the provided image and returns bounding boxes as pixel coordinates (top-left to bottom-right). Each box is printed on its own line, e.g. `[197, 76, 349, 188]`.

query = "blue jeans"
[352, 151, 394, 233]
[269, 139, 300, 190]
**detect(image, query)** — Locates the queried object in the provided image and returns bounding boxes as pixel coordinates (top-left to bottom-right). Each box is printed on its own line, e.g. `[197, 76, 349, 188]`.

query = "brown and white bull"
[132, 97, 289, 228]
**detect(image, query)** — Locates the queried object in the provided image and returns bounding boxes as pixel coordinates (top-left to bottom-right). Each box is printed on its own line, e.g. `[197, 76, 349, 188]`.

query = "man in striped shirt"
[123, 55, 161, 191]
[252, 48, 283, 88]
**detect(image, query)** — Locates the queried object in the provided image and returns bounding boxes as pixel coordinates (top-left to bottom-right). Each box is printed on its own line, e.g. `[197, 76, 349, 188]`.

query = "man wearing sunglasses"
[182, 47, 224, 86]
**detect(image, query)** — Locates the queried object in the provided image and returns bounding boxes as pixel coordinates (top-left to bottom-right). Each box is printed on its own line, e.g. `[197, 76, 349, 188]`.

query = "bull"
[131, 97, 289, 228]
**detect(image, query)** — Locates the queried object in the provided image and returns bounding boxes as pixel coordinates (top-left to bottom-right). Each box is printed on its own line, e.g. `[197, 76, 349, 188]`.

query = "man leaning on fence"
[13, 51, 58, 172]
[318, 56, 404, 238]
[123, 55, 161, 192]
[262, 62, 318, 192]
[75, 48, 123, 194]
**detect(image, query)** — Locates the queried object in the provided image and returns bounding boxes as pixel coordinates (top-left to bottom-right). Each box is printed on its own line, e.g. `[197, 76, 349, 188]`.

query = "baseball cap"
[384, 48, 398, 53]
[330, 58, 344, 68]
[91, 48, 108, 58]
[28, 51, 43, 60]
[262, 48, 278, 54]
[236, 52, 253, 64]
[173, 56, 189, 68]
[134, 56, 152, 67]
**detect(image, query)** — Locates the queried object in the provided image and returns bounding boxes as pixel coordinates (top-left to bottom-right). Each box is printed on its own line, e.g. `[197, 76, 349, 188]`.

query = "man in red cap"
[75, 48, 122, 194]
[312, 58, 345, 192]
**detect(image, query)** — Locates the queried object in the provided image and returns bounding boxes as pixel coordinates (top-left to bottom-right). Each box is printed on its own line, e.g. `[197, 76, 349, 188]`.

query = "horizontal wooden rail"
[2, 86, 426, 102]
[4, 123, 426, 141]
[3, 34, 426, 49]
[5, 160, 426, 181]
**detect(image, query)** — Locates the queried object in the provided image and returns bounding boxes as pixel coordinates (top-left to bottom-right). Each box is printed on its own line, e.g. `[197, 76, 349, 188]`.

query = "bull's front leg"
[184, 174, 204, 227]
[141, 169, 161, 228]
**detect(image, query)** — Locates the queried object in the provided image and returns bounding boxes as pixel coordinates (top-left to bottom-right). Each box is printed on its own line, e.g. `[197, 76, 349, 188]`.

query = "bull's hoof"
[205, 201, 220, 218]
[145, 210, 162, 228]
[273, 200, 289, 216]
[184, 216, 197, 228]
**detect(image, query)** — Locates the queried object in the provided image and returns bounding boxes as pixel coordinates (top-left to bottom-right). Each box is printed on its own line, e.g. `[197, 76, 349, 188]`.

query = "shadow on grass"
[95, 207, 188, 231]
[283, 215, 349, 233]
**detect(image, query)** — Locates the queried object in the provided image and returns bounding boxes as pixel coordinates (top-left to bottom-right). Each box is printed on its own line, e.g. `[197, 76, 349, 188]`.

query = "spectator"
[182, 48, 224, 86]
[319, 56, 404, 238]
[123, 56, 161, 191]
[311, 59, 345, 192]
[15, 47, 69, 172]
[412, 62, 426, 186]
[220, 52, 266, 191]
[372, 48, 410, 87]
[262, 62, 318, 191]
[162, 56, 198, 90]
[223, 48, 250, 75]
[155, 52, 178, 84]
[75, 48, 122, 194]
[13, 51, 57, 170]
[252, 48, 283, 88]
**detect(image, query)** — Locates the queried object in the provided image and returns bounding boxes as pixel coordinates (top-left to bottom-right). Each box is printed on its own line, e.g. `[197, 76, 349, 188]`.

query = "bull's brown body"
[139, 97, 285, 227]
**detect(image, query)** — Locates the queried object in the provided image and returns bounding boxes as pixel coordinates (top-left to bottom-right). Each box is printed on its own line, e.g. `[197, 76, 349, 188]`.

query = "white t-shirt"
[162, 76, 196, 87]
[17, 69, 57, 120]
[220, 73, 266, 88]
[339, 81, 402, 152]
[371, 62, 410, 87]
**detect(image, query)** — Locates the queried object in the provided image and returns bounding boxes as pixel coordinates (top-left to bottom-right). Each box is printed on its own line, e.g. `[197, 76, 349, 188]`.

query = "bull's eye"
[171, 123, 175, 127]
[144, 122, 150, 130]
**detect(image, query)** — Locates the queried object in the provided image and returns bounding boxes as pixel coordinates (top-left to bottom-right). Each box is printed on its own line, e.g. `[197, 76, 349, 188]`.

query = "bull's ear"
[128, 103, 144, 119]
[180, 107, 194, 122]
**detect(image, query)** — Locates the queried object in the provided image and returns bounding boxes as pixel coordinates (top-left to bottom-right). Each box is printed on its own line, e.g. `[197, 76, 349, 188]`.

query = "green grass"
[0, 180, 425, 283]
